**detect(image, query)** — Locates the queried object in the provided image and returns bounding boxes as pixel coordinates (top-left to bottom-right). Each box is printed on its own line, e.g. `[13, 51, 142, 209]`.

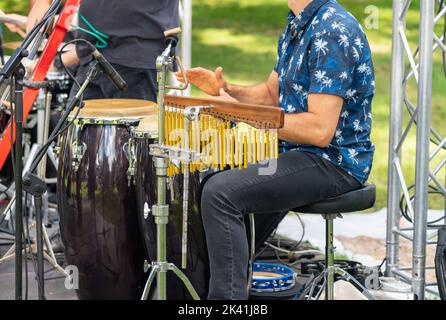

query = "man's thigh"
[203, 151, 360, 215]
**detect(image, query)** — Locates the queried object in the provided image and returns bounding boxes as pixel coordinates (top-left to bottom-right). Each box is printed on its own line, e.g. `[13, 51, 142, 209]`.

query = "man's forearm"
[225, 82, 277, 106]
[279, 113, 337, 149]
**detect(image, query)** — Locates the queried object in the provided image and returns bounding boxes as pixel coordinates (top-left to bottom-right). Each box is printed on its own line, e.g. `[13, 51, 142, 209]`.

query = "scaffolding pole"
[387, 0, 444, 300]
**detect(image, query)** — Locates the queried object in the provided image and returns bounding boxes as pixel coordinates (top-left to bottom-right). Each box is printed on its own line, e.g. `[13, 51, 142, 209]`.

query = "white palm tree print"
[296, 53, 304, 70]
[335, 129, 344, 145]
[348, 148, 359, 165]
[338, 34, 349, 49]
[314, 38, 329, 66]
[358, 63, 371, 85]
[322, 11, 333, 21]
[353, 119, 364, 142]
[281, 41, 288, 54]
[345, 89, 357, 103]
[321, 77, 333, 89]
[331, 21, 346, 33]
[341, 110, 349, 126]
[292, 84, 308, 104]
[337, 154, 343, 165]
[355, 37, 364, 50]
[352, 47, 360, 62]
[286, 104, 296, 113]
[361, 99, 369, 121]
[314, 70, 327, 83]
[311, 17, 320, 29]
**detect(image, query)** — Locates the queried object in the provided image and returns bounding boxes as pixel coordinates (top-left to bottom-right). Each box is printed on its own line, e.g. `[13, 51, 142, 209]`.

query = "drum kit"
[0, 29, 287, 300]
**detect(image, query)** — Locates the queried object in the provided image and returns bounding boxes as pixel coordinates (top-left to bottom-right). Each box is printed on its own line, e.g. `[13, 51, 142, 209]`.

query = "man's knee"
[201, 173, 240, 216]
[202, 174, 230, 203]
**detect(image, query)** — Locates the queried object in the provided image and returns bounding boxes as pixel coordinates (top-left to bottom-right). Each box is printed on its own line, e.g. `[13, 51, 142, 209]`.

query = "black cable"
[399, 184, 446, 225]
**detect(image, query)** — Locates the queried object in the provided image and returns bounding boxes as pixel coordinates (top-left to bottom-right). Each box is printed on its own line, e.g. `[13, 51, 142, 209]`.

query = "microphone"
[91, 49, 128, 91]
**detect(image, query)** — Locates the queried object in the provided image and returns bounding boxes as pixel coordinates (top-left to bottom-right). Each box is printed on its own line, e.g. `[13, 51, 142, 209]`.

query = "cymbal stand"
[141, 34, 200, 300]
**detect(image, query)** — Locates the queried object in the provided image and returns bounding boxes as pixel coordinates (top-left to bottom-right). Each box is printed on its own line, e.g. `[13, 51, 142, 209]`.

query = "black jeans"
[70, 62, 157, 101]
[201, 151, 362, 300]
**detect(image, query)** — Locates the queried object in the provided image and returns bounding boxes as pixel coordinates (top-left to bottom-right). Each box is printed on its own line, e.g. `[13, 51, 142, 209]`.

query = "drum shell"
[134, 136, 210, 300]
[57, 121, 147, 300]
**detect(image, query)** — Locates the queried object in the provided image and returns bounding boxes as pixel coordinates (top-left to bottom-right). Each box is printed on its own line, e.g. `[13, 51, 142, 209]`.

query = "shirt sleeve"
[307, 31, 358, 98]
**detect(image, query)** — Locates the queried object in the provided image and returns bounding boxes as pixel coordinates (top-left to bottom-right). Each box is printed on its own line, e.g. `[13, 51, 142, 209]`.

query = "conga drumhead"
[73, 99, 158, 119]
[134, 116, 158, 133]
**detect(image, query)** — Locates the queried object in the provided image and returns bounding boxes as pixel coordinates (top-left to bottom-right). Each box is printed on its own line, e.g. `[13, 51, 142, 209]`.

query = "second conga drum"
[57, 99, 157, 300]
[131, 117, 211, 300]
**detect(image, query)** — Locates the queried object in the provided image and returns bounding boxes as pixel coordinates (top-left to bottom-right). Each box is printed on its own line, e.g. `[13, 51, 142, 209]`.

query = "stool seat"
[296, 184, 376, 214]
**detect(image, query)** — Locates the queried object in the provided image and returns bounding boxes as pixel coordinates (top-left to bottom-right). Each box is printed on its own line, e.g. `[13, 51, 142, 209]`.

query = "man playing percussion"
[177, 0, 375, 300]
[26, 0, 179, 101]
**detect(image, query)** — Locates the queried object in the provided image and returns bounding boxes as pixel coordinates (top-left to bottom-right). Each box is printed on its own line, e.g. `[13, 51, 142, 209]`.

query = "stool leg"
[247, 213, 256, 295]
[325, 217, 335, 300]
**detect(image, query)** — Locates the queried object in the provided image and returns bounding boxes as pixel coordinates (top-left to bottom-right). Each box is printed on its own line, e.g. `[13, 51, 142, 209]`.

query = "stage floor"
[0, 258, 77, 300]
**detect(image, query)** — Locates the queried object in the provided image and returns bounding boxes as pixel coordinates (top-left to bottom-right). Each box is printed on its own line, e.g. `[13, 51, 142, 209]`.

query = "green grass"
[1, 0, 445, 209]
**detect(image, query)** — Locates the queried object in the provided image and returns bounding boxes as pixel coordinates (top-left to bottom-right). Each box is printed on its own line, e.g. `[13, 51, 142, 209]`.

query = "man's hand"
[176, 67, 226, 96]
[26, 0, 51, 34]
[215, 88, 238, 103]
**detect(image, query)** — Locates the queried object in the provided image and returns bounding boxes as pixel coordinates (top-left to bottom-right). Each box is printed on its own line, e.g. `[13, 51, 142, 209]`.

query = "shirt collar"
[288, 0, 331, 29]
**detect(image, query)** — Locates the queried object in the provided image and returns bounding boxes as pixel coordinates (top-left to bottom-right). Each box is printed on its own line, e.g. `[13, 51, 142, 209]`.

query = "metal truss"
[387, 0, 446, 300]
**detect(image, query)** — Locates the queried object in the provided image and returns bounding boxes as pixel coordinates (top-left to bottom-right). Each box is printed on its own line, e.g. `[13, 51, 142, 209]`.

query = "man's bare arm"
[225, 71, 279, 106]
[279, 93, 343, 148]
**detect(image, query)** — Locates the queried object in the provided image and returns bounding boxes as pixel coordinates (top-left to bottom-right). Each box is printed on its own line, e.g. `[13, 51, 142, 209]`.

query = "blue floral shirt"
[275, 0, 375, 184]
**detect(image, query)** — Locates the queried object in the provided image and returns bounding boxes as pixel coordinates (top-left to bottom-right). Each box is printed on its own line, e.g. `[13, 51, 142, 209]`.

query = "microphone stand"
[21, 62, 99, 300]
[0, 0, 61, 300]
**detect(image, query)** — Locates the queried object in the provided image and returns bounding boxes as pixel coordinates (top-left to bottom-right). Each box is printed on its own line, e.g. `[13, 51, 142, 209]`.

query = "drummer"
[26, 0, 179, 102]
[177, 0, 375, 300]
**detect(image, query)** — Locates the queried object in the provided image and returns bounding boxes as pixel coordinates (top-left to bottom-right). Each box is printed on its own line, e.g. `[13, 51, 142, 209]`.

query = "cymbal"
[73, 99, 158, 118]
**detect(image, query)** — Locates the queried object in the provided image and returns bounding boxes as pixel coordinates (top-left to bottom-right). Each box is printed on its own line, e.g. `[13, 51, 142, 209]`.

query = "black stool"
[294, 184, 377, 300]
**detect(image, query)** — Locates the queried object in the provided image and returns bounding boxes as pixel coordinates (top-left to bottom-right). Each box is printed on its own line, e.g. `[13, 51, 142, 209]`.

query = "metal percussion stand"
[141, 33, 200, 300]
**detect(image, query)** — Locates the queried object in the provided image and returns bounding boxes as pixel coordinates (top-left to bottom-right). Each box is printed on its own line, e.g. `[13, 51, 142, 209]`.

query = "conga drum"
[57, 99, 158, 299]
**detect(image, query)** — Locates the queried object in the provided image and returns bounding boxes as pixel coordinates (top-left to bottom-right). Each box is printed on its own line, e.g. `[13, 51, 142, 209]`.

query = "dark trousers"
[70, 62, 157, 101]
[201, 151, 361, 300]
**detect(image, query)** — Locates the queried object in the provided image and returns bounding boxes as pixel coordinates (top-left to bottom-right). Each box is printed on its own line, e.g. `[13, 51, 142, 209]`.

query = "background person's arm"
[26, 0, 51, 34]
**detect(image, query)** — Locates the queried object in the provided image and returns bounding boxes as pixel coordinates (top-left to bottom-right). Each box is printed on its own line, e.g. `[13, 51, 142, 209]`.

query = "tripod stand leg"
[170, 264, 200, 300]
[141, 265, 159, 300]
[42, 251, 69, 277]
[0, 244, 16, 263]
[334, 267, 376, 300]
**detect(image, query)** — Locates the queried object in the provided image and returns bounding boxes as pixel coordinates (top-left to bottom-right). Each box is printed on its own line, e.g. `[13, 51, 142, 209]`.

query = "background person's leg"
[201, 151, 361, 300]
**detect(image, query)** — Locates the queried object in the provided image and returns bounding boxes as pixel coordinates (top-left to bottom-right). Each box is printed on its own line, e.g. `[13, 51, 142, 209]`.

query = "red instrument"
[0, 0, 81, 170]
